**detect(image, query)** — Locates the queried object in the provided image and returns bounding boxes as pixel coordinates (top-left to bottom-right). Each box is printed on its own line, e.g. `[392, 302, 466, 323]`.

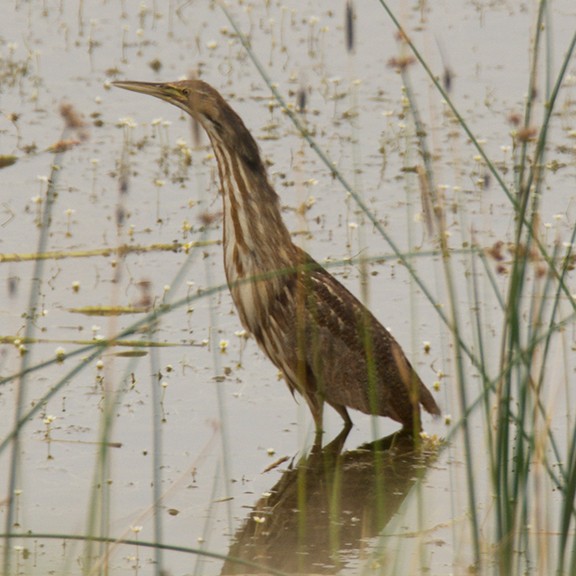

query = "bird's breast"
[224, 240, 267, 333]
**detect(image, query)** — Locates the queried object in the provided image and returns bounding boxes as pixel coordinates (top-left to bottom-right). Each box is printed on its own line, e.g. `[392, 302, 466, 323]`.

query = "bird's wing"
[292, 254, 440, 422]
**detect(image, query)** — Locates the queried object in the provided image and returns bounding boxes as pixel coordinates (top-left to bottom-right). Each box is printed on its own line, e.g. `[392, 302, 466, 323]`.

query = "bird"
[113, 79, 441, 439]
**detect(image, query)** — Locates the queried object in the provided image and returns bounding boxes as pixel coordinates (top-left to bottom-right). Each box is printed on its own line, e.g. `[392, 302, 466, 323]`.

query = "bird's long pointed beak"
[112, 79, 191, 115]
[112, 80, 167, 98]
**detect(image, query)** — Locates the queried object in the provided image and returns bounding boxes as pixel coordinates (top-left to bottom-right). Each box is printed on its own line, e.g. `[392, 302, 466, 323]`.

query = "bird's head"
[114, 79, 228, 127]
[113, 78, 260, 167]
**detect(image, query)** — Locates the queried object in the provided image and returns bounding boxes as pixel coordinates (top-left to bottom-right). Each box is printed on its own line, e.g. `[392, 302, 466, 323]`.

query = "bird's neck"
[210, 137, 296, 279]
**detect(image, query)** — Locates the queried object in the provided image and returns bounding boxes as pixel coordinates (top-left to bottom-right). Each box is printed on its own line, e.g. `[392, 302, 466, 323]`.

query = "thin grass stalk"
[296, 454, 308, 575]
[193, 462, 222, 576]
[533, 237, 576, 504]
[537, 239, 576, 386]
[399, 52, 482, 568]
[400, 50, 470, 566]
[437, 227, 482, 570]
[553, 256, 576, 573]
[378, 0, 576, 317]
[399, 72, 433, 571]
[543, 4, 554, 100]
[516, 384, 535, 574]
[0, 532, 292, 576]
[2, 132, 70, 575]
[522, 26, 576, 272]
[524, 242, 564, 485]
[148, 325, 165, 575]
[343, 6, 384, 448]
[495, 12, 574, 573]
[0, 240, 219, 264]
[526, 241, 558, 360]
[123, 175, 213, 576]
[495, 254, 529, 574]
[62, 354, 146, 576]
[83, 366, 120, 576]
[477, 247, 506, 311]
[345, 12, 369, 307]
[375, 0, 512, 204]
[398, 59, 437, 227]
[84, 152, 133, 575]
[199, 216, 234, 542]
[470, 238, 495, 469]
[82, 354, 162, 575]
[562, 424, 576, 574]
[522, 268, 557, 570]
[504, 0, 546, 410]
[510, 264, 552, 572]
[442, 305, 576, 492]
[494, 10, 576, 574]
[322, 447, 344, 567]
[515, 0, 547, 207]
[519, 2, 552, 229]
[480, 258, 576, 506]
[140, 234, 210, 575]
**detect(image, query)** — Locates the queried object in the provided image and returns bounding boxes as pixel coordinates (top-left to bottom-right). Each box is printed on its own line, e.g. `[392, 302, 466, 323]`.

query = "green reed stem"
[399, 59, 482, 567]
[148, 328, 165, 576]
[2, 129, 70, 576]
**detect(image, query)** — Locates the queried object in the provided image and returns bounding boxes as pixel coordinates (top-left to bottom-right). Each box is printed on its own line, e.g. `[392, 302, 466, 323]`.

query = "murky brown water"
[1, 1, 575, 574]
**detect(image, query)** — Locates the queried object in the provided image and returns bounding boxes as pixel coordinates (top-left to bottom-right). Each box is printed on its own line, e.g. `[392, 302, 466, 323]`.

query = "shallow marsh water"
[1, 1, 576, 575]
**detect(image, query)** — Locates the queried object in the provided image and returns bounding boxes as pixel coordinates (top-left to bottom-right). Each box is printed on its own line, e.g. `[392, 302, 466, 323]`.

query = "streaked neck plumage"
[199, 99, 298, 333]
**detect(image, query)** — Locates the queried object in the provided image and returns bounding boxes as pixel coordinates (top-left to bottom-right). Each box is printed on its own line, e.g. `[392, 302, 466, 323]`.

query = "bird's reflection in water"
[221, 431, 440, 574]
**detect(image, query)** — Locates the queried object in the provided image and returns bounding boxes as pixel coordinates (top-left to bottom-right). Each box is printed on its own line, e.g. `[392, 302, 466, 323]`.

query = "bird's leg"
[309, 402, 353, 450]
[312, 427, 324, 451]
[399, 412, 423, 443]
[311, 402, 324, 435]
[322, 423, 350, 455]
[330, 403, 353, 433]
[311, 403, 352, 451]
[308, 397, 325, 449]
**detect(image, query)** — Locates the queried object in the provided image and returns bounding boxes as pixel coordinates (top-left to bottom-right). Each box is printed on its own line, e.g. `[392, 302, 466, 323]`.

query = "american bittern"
[113, 79, 441, 437]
